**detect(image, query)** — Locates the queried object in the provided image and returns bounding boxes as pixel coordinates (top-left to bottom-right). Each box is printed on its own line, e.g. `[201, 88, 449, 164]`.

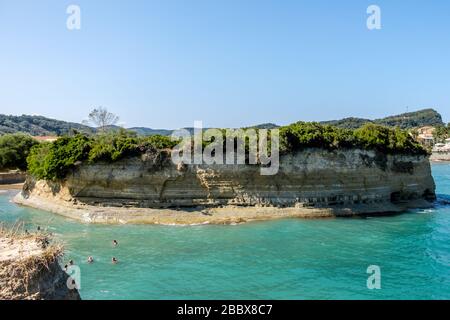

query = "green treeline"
[0, 133, 38, 171]
[25, 123, 427, 181]
[27, 130, 177, 180]
[280, 122, 426, 155]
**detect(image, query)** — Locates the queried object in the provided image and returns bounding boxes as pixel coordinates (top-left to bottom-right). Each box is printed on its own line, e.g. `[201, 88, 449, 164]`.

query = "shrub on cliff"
[27, 134, 91, 180]
[0, 133, 38, 171]
[353, 124, 427, 155]
[88, 130, 140, 162]
[279, 122, 427, 155]
[27, 143, 52, 179]
[88, 130, 177, 162]
[140, 134, 178, 150]
[27, 130, 178, 180]
[279, 122, 356, 152]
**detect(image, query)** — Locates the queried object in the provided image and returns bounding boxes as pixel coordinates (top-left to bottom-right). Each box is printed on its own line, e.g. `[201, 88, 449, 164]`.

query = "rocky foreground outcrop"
[0, 232, 80, 300]
[14, 148, 436, 224]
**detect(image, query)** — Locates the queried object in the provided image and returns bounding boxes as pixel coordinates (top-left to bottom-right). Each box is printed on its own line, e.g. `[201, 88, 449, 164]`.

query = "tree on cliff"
[0, 134, 38, 171]
[83, 107, 119, 132]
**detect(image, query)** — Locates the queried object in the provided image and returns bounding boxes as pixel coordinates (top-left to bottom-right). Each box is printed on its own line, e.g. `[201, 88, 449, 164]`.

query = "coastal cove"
[0, 163, 449, 299]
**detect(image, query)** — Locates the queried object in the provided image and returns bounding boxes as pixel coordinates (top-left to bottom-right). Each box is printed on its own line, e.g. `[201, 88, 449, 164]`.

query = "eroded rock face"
[21, 148, 436, 211]
[0, 236, 80, 300]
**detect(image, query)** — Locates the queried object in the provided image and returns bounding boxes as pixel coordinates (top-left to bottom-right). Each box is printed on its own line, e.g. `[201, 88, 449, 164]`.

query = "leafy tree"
[0, 133, 38, 171]
[26, 142, 52, 178]
[27, 134, 91, 180]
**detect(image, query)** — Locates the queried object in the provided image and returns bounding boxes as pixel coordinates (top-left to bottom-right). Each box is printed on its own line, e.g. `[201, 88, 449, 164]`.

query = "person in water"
[87, 256, 94, 263]
[112, 257, 118, 264]
[113, 240, 118, 247]
[69, 259, 74, 266]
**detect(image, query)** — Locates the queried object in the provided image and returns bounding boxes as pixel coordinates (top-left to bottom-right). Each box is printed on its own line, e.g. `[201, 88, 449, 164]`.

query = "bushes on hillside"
[0, 133, 38, 171]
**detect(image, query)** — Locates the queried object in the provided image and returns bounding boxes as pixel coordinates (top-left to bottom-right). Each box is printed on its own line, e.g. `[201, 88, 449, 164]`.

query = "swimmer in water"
[113, 240, 118, 247]
[69, 259, 74, 266]
[87, 256, 94, 263]
[112, 257, 118, 264]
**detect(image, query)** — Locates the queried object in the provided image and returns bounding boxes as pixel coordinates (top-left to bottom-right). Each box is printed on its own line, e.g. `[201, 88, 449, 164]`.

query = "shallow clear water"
[1, 164, 450, 300]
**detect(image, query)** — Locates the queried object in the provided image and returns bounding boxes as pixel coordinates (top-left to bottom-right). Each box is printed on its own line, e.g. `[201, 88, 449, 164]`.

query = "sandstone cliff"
[15, 148, 436, 224]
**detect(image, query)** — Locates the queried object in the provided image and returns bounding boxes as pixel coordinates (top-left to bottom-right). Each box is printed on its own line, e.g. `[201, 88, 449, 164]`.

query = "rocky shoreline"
[0, 229, 80, 300]
[13, 191, 434, 225]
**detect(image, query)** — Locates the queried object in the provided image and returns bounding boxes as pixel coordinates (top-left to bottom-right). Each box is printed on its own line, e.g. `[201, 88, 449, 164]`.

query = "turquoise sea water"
[1, 164, 450, 300]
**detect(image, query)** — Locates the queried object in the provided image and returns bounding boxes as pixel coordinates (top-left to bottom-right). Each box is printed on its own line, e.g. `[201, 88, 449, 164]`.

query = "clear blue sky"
[0, 0, 449, 129]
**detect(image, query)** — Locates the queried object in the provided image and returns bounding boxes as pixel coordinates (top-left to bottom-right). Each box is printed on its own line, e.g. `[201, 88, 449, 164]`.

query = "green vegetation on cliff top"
[27, 123, 427, 180]
[27, 130, 177, 180]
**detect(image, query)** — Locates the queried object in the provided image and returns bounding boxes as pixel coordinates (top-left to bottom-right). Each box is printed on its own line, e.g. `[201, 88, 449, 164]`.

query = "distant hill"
[128, 127, 173, 136]
[0, 115, 173, 137]
[0, 114, 94, 136]
[375, 109, 444, 128]
[0, 108, 445, 137]
[247, 123, 280, 130]
[321, 109, 444, 129]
